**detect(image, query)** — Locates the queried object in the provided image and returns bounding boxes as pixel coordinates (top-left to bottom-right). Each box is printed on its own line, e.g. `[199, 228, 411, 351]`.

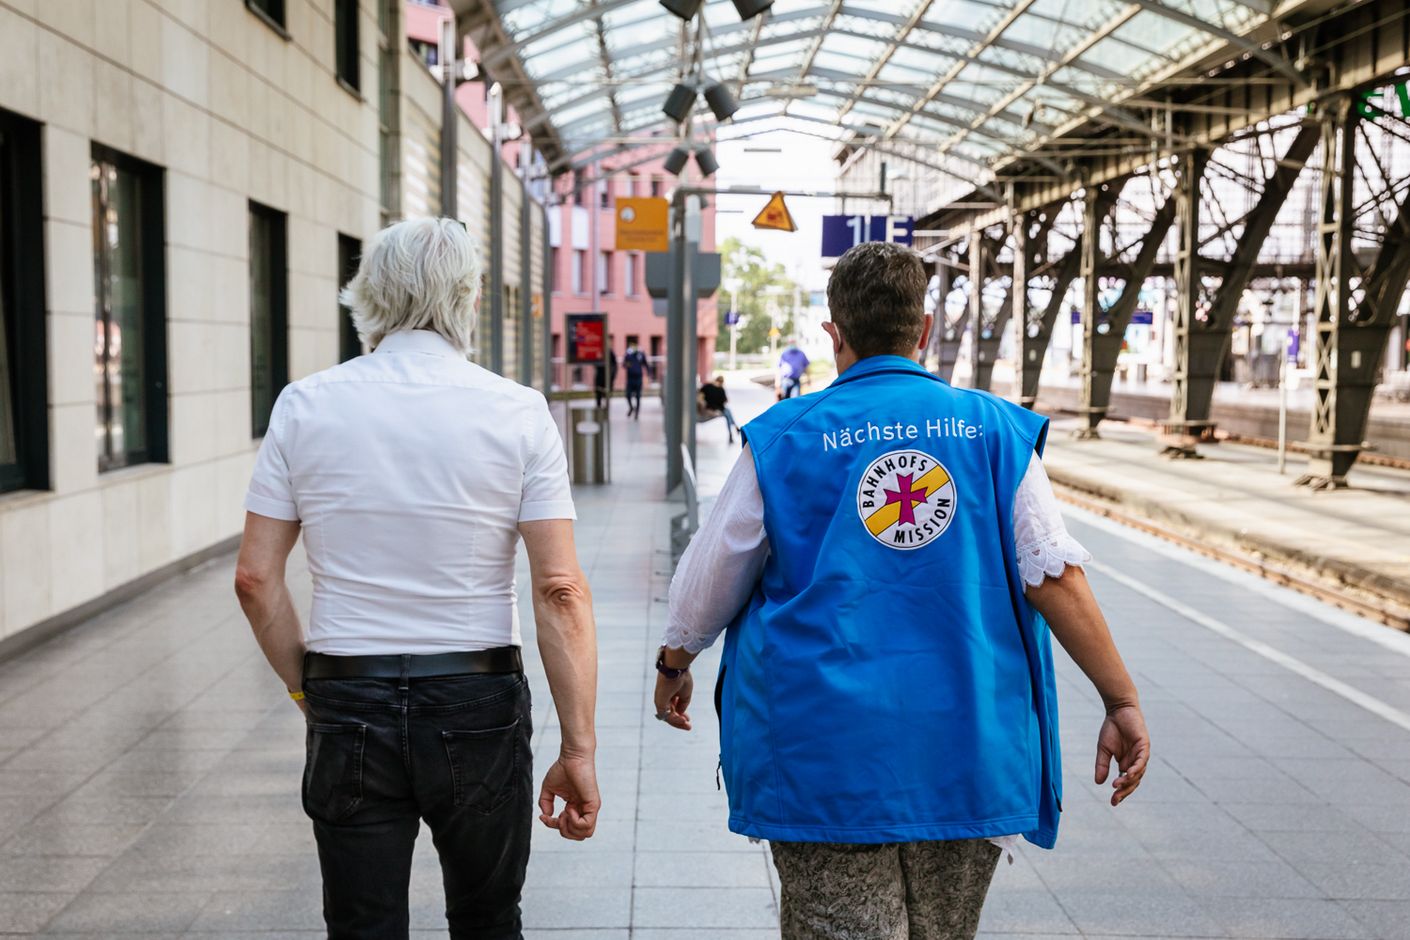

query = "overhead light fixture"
[732, 0, 773, 20]
[660, 0, 705, 19]
[663, 146, 691, 176]
[703, 81, 739, 122]
[662, 82, 698, 123]
[694, 146, 719, 177]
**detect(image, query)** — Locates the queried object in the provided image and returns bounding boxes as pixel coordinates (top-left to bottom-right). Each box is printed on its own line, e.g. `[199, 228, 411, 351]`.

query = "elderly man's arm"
[234, 513, 305, 701]
[519, 519, 600, 841]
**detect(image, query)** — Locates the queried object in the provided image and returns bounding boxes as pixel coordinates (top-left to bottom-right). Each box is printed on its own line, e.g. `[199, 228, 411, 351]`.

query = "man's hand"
[1096, 704, 1150, 806]
[653, 671, 694, 731]
[538, 754, 600, 841]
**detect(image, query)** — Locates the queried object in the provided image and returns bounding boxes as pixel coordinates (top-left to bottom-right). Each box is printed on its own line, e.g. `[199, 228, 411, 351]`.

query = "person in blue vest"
[653, 242, 1149, 940]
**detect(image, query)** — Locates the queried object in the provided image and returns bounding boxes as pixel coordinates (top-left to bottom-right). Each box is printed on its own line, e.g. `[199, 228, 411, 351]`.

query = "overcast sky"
[711, 125, 887, 294]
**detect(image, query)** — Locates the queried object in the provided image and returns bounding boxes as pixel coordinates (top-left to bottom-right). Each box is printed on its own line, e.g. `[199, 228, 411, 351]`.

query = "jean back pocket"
[441, 719, 521, 814]
[303, 722, 366, 824]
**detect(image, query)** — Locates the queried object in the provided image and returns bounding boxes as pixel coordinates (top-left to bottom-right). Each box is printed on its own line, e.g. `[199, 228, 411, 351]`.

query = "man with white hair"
[235, 217, 599, 939]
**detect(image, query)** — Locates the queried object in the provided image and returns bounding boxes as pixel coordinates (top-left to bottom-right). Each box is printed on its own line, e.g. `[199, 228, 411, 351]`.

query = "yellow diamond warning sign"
[752, 191, 797, 232]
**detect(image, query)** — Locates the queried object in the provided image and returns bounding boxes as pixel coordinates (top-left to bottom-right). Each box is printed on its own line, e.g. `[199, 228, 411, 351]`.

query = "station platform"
[1, 377, 1410, 938]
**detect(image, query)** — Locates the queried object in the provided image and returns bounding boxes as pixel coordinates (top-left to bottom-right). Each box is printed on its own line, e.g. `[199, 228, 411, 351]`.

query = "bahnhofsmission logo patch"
[856, 449, 957, 550]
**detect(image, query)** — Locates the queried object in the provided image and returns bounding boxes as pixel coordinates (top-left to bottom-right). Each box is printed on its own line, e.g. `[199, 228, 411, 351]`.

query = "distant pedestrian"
[654, 241, 1149, 940]
[623, 342, 652, 418]
[235, 218, 600, 939]
[777, 341, 808, 399]
[698, 375, 738, 444]
[594, 347, 619, 410]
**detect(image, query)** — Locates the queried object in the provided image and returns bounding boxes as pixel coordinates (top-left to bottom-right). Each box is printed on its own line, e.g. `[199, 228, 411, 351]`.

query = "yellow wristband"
[288, 689, 305, 702]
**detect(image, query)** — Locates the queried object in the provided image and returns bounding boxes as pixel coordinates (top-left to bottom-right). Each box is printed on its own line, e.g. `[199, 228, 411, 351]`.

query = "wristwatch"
[655, 647, 689, 680]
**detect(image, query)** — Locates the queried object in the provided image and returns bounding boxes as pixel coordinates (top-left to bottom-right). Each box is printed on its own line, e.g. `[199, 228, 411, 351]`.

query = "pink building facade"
[547, 168, 718, 386]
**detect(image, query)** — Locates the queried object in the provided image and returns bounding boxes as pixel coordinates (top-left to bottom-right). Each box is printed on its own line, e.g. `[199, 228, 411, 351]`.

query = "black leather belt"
[303, 647, 523, 680]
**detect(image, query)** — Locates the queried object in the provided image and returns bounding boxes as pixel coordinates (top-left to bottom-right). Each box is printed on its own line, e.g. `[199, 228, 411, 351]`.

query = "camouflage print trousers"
[769, 839, 1002, 940]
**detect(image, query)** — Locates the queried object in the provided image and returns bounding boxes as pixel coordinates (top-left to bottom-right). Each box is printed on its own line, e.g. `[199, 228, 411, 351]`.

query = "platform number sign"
[821, 215, 915, 257]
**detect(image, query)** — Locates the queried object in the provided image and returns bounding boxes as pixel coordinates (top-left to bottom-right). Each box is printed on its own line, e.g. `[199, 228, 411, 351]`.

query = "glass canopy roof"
[461, 0, 1272, 181]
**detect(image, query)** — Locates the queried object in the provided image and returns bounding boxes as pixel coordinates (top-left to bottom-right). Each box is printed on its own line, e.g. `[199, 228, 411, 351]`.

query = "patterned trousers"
[769, 839, 1001, 940]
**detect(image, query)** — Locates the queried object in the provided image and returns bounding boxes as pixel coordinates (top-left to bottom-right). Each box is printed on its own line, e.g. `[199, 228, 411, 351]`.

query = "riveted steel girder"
[1166, 121, 1321, 441]
[929, 252, 968, 382]
[1078, 180, 1180, 433]
[1298, 102, 1410, 487]
[1019, 185, 1122, 408]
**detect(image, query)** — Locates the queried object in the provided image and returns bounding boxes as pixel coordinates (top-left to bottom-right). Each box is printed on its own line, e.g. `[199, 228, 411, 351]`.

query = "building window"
[550, 247, 559, 292]
[93, 146, 167, 473]
[624, 252, 638, 297]
[335, 0, 360, 92]
[572, 250, 585, 294]
[409, 39, 439, 69]
[0, 110, 48, 493]
[245, 0, 287, 34]
[650, 176, 663, 198]
[650, 335, 662, 361]
[338, 233, 361, 362]
[249, 202, 288, 437]
[598, 251, 612, 295]
[599, 186, 611, 209]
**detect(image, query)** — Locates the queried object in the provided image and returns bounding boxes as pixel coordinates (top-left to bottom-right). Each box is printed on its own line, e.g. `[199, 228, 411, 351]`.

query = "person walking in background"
[698, 375, 738, 444]
[594, 346, 619, 410]
[235, 218, 600, 939]
[623, 342, 652, 418]
[777, 340, 809, 399]
[653, 242, 1149, 940]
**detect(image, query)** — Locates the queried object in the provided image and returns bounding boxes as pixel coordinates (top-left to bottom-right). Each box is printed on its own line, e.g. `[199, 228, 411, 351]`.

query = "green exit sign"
[1357, 82, 1410, 119]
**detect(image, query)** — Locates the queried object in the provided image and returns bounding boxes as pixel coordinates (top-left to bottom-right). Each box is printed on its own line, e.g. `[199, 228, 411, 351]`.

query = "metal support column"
[966, 231, 987, 387]
[1079, 186, 1179, 432]
[541, 202, 553, 397]
[931, 252, 965, 382]
[438, 17, 458, 219]
[518, 140, 535, 385]
[999, 207, 1031, 398]
[665, 191, 687, 493]
[1167, 124, 1319, 448]
[487, 84, 505, 374]
[1163, 147, 1210, 456]
[1074, 186, 1106, 439]
[1020, 234, 1083, 409]
[1298, 101, 1410, 487]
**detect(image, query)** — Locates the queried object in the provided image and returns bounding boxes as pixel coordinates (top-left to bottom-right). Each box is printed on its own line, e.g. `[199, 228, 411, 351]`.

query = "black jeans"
[301, 668, 533, 939]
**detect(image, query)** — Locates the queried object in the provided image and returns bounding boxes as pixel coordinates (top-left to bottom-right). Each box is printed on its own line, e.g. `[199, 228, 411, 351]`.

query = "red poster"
[567, 314, 607, 364]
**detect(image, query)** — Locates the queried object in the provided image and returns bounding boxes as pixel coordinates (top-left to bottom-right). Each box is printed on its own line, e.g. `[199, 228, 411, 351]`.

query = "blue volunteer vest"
[718, 355, 1062, 848]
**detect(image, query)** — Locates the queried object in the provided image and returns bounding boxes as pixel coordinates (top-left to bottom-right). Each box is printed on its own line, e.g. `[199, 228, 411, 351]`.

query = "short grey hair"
[827, 241, 928, 358]
[339, 218, 482, 353]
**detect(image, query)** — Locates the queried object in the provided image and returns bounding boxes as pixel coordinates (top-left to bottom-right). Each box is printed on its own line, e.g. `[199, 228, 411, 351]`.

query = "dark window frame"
[249, 201, 289, 438]
[0, 109, 49, 493]
[92, 143, 168, 473]
[334, 0, 361, 94]
[245, 0, 290, 39]
[337, 232, 362, 362]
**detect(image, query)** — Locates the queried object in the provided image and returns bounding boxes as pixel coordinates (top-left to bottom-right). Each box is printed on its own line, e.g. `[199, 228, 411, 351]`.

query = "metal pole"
[729, 286, 738, 371]
[665, 189, 687, 493]
[1278, 329, 1289, 474]
[488, 83, 504, 374]
[541, 202, 553, 397]
[438, 17, 458, 219]
[519, 138, 534, 385]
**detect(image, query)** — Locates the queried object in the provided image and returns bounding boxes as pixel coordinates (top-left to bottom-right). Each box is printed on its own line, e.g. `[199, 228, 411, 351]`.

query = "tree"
[718, 236, 800, 354]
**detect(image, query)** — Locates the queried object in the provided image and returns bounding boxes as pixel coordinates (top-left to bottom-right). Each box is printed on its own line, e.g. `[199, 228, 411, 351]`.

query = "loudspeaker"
[660, 0, 704, 19]
[663, 146, 691, 177]
[662, 83, 697, 123]
[732, 0, 773, 20]
[693, 147, 719, 177]
[703, 82, 739, 122]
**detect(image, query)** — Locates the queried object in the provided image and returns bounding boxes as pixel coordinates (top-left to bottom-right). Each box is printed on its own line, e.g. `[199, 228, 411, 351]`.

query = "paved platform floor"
[2, 378, 1410, 938]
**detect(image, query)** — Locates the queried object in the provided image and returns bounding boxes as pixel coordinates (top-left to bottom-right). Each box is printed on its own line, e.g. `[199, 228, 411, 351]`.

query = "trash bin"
[570, 403, 607, 484]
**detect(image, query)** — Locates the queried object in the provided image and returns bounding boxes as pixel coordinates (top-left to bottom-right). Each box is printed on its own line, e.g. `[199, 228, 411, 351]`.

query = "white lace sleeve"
[1014, 453, 1092, 587]
[664, 450, 770, 653]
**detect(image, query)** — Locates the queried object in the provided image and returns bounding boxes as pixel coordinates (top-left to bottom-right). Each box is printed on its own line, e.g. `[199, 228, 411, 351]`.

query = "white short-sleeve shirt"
[244, 329, 575, 655]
